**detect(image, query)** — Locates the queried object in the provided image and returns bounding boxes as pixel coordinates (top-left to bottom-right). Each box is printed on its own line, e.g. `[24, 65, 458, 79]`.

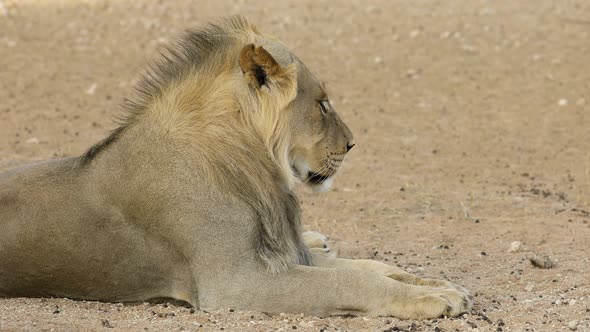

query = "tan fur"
[0, 17, 472, 318]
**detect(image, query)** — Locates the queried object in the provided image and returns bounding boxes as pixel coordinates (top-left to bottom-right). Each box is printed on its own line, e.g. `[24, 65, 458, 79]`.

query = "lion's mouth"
[290, 156, 338, 190]
[290, 164, 331, 184]
[306, 171, 331, 185]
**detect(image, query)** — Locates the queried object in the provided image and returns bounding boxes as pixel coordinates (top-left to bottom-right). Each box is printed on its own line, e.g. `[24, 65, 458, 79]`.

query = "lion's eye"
[319, 100, 329, 114]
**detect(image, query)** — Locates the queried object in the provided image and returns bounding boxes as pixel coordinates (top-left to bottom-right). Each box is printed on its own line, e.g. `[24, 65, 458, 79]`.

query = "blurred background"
[0, 0, 589, 331]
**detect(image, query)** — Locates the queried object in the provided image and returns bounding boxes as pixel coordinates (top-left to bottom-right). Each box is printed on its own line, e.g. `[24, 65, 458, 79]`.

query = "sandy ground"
[1, 0, 590, 331]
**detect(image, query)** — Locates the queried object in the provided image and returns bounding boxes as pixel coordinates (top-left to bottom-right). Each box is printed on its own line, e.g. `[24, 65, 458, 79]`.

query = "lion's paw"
[302, 231, 329, 249]
[302, 231, 336, 257]
[417, 278, 472, 300]
[403, 288, 472, 319]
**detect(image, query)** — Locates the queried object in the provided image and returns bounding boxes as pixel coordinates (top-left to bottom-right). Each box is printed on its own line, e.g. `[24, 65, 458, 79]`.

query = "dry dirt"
[1, 0, 590, 331]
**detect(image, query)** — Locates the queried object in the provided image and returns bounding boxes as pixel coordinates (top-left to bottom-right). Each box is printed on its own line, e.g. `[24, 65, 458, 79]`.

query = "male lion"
[0, 17, 472, 319]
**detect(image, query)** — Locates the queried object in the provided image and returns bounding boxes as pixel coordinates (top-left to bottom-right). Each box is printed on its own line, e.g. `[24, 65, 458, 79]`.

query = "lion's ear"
[239, 44, 285, 89]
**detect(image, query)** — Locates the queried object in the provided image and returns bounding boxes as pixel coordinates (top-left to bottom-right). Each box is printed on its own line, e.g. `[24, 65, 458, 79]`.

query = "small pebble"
[26, 137, 40, 144]
[462, 44, 477, 52]
[508, 241, 522, 253]
[86, 83, 98, 95]
[530, 255, 555, 269]
[406, 68, 419, 78]
[101, 319, 114, 328]
[568, 320, 578, 330]
[558, 99, 568, 106]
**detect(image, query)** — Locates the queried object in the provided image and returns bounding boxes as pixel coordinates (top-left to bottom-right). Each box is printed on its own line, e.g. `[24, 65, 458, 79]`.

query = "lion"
[0, 17, 472, 319]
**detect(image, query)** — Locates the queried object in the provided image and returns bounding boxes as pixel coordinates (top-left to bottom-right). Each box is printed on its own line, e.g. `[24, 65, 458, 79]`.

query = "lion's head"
[237, 33, 355, 192]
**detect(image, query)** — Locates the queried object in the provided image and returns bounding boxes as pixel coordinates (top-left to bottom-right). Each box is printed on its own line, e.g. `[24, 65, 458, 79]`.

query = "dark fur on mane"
[205, 134, 313, 271]
[79, 126, 126, 165]
[80, 16, 251, 165]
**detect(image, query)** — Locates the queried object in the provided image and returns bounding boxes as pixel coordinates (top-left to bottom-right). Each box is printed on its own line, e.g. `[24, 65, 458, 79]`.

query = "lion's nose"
[346, 142, 355, 152]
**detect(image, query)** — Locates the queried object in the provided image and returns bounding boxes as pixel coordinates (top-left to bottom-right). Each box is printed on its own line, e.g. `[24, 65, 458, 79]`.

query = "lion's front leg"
[198, 264, 471, 319]
[313, 255, 471, 295]
[303, 231, 472, 299]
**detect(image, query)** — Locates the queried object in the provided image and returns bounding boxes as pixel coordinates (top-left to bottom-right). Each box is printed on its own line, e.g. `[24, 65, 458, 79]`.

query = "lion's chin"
[310, 176, 334, 192]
